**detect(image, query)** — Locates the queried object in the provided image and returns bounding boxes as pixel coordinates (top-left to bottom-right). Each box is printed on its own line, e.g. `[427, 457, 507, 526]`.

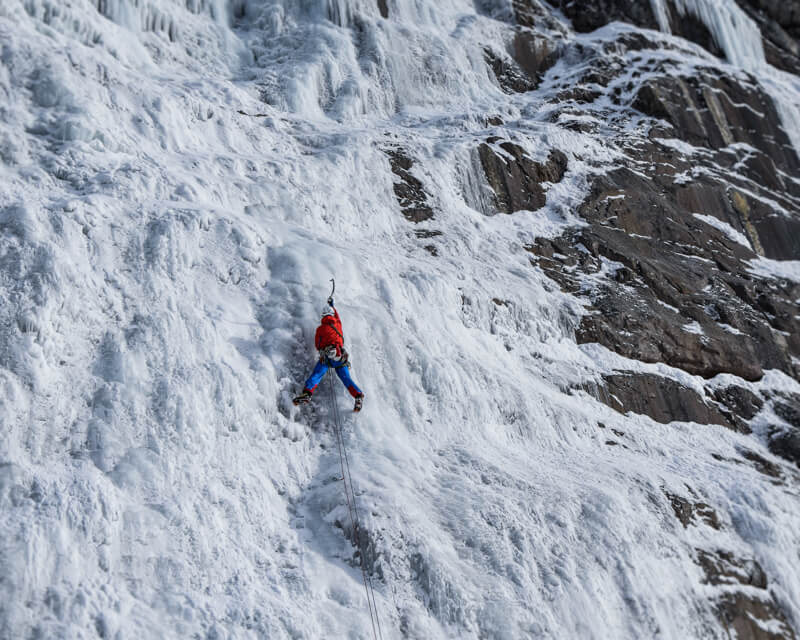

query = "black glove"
[327, 297, 334, 306]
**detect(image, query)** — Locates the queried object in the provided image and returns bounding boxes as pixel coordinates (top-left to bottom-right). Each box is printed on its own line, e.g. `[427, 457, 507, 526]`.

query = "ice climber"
[293, 296, 365, 412]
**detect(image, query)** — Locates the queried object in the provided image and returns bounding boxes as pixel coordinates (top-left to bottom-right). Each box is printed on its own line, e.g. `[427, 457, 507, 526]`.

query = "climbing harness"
[326, 372, 384, 640]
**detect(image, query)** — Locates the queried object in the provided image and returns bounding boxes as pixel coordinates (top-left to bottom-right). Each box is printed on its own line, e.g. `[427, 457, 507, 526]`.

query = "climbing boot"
[293, 389, 312, 406]
[353, 395, 364, 412]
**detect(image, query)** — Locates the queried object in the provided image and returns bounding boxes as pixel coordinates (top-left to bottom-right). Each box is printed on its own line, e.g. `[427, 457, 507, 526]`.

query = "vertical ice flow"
[649, 0, 671, 34]
[649, 0, 765, 69]
[243, 0, 499, 121]
[674, 0, 764, 69]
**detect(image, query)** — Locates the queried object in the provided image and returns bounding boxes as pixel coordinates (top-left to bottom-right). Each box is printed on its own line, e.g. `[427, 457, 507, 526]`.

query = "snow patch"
[718, 323, 744, 335]
[692, 213, 751, 249]
[748, 257, 800, 283]
[682, 320, 704, 335]
[654, 137, 707, 156]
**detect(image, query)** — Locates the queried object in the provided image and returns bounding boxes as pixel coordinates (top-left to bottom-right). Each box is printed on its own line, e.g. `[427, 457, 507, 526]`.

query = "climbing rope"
[326, 372, 384, 640]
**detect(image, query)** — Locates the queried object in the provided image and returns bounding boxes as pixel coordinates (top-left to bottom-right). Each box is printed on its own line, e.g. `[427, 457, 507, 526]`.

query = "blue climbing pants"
[304, 359, 363, 398]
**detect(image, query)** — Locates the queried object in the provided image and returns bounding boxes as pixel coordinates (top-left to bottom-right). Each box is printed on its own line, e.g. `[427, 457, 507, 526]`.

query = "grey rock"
[512, 31, 560, 84]
[739, 448, 783, 478]
[597, 372, 735, 428]
[556, 0, 659, 32]
[664, 490, 721, 528]
[769, 427, 800, 469]
[767, 393, 800, 468]
[385, 148, 434, 223]
[716, 592, 796, 640]
[711, 386, 764, 432]
[524, 32, 800, 384]
[696, 549, 794, 640]
[478, 141, 567, 214]
[484, 30, 560, 93]
[696, 549, 768, 588]
[632, 71, 799, 174]
[774, 395, 800, 428]
[484, 47, 537, 94]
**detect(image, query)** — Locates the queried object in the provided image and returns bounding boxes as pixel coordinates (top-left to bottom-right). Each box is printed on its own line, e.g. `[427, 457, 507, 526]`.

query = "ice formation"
[0, 0, 798, 638]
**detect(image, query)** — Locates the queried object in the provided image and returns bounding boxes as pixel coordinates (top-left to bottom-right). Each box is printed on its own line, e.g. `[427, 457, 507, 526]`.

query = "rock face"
[511, 31, 561, 85]
[712, 385, 764, 432]
[716, 592, 797, 640]
[484, 46, 537, 94]
[598, 372, 735, 428]
[556, 0, 800, 76]
[529, 202, 799, 384]
[488, 11, 800, 632]
[697, 549, 796, 640]
[385, 148, 434, 223]
[768, 394, 800, 468]
[528, 0, 800, 104]
[632, 72, 799, 182]
[576, 167, 798, 375]
[524, 24, 800, 389]
[483, 7, 562, 93]
[376, 0, 388, 19]
[556, 0, 659, 33]
[665, 490, 722, 529]
[478, 141, 567, 214]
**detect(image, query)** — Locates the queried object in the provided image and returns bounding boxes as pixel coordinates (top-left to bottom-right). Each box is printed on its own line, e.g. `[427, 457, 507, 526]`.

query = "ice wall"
[13, 0, 242, 71]
[2, 0, 800, 638]
[649, 0, 672, 34]
[239, 0, 506, 121]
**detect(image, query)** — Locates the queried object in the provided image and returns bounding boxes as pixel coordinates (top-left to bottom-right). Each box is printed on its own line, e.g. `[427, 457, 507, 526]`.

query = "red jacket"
[315, 308, 344, 353]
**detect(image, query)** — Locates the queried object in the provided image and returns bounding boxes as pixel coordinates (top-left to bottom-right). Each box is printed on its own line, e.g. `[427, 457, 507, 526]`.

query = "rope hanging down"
[327, 372, 384, 640]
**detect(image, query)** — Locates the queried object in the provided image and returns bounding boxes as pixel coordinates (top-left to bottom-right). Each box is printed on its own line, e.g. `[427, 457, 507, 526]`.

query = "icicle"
[649, 0, 671, 34]
[100, 0, 140, 31]
[671, 0, 765, 71]
[764, 73, 800, 158]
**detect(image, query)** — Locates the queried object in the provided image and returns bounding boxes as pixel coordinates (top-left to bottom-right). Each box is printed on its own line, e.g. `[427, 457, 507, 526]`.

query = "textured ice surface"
[0, 1, 799, 639]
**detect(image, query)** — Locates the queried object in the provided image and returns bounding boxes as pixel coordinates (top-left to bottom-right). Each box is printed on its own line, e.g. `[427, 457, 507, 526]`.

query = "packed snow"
[1, 0, 799, 639]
